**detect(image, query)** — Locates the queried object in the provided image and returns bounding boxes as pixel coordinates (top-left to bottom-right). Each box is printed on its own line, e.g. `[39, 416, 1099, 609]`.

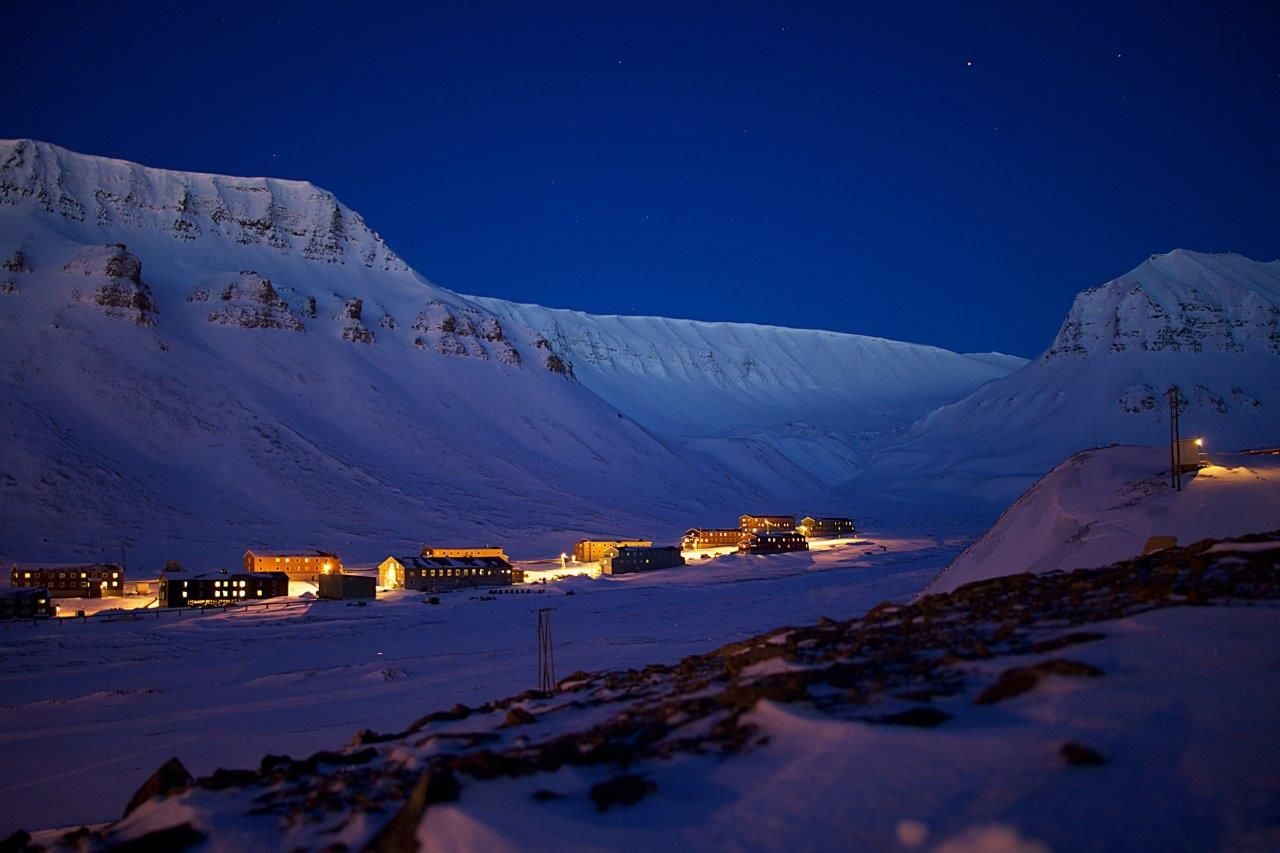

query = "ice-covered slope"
[924, 445, 1280, 595]
[861, 251, 1280, 500]
[0, 139, 774, 566]
[470, 297, 1025, 485]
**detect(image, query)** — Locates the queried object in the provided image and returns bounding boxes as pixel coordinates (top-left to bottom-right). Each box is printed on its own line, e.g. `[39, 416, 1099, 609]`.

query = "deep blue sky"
[5, 1, 1278, 356]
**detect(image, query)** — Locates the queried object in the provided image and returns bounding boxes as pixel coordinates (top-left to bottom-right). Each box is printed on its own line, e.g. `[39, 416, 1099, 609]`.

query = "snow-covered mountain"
[0, 140, 1021, 567]
[471, 298, 1024, 486]
[860, 250, 1280, 500]
[0, 140, 774, 566]
[923, 445, 1280, 595]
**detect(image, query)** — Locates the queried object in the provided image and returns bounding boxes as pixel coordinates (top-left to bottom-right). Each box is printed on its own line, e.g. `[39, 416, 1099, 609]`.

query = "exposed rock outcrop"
[205, 271, 305, 331]
[63, 244, 159, 326]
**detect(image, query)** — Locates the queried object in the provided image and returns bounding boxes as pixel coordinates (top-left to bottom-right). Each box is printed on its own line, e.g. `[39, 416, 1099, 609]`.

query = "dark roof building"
[681, 528, 744, 549]
[798, 517, 857, 538]
[243, 550, 341, 581]
[0, 587, 55, 620]
[378, 555, 514, 591]
[10, 563, 124, 598]
[739, 531, 809, 555]
[318, 574, 376, 601]
[159, 571, 289, 608]
[573, 539, 652, 563]
[739, 515, 797, 534]
[600, 545, 686, 576]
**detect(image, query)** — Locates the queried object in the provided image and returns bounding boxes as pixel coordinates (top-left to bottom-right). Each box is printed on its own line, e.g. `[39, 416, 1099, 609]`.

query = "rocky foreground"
[12, 531, 1280, 851]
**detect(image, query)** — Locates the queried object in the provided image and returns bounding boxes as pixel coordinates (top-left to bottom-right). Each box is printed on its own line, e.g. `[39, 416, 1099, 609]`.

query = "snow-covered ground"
[0, 536, 952, 835]
[420, 605, 1280, 852]
[926, 445, 1280, 595]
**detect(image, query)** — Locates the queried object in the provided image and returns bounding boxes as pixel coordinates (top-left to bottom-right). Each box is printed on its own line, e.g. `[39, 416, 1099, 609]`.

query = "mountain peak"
[1044, 249, 1280, 360]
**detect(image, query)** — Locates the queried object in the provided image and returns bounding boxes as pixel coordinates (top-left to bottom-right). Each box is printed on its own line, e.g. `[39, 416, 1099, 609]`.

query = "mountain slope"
[0, 139, 769, 566]
[470, 297, 1025, 485]
[859, 250, 1280, 500]
[923, 445, 1280, 595]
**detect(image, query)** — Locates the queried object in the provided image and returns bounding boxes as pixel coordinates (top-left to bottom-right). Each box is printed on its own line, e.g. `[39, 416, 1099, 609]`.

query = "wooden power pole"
[1167, 385, 1184, 491]
[536, 608, 557, 694]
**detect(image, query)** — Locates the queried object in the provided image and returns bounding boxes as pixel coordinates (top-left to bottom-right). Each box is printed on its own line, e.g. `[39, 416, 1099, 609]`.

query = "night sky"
[5, 1, 1278, 357]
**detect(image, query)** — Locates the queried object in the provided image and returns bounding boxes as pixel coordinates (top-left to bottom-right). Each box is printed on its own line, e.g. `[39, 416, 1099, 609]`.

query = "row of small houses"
[3, 515, 856, 618]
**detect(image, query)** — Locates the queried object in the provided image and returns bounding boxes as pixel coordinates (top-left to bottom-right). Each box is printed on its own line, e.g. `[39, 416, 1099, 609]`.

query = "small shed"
[318, 574, 376, 600]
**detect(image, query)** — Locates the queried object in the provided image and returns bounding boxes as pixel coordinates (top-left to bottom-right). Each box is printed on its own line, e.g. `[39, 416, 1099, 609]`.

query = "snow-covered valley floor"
[0, 535, 948, 835]
[20, 532, 1278, 851]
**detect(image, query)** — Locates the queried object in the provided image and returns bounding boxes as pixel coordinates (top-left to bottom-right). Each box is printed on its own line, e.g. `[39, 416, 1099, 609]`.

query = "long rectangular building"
[0, 587, 55, 620]
[798, 517, 857, 538]
[681, 528, 743, 550]
[739, 515, 796, 534]
[739, 531, 809, 555]
[573, 539, 652, 563]
[378, 554, 514, 591]
[243, 550, 341, 582]
[600, 545, 685, 576]
[159, 571, 290, 607]
[10, 563, 124, 598]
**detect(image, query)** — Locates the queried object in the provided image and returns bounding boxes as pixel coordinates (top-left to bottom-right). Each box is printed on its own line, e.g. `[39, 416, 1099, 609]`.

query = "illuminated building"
[739, 531, 809, 555]
[739, 515, 797, 534]
[572, 539, 652, 563]
[798, 517, 857, 538]
[158, 571, 289, 607]
[681, 528, 745, 549]
[378, 554, 514, 591]
[242, 550, 341, 582]
[599, 545, 685, 575]
[9, 562, 124, 598]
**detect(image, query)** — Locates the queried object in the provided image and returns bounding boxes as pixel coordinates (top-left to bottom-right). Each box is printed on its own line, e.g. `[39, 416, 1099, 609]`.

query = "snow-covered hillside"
[861, 250, 1280, 500]
[0, 140, 775, 566]
[924, 445, 1280, 595]
[471, 298, 1024, 485]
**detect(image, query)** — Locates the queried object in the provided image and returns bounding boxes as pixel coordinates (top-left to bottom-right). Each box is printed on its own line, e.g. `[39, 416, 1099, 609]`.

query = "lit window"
[256, 589, 263, 596]
[181, 590, 187, 598]
[239, 580, 246, 588]
[112, 572, 119, 578]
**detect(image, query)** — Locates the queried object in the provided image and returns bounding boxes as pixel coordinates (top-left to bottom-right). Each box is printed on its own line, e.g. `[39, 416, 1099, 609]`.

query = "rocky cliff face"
[0, 139, 405, 271]
[1045, 250, 1280, 358]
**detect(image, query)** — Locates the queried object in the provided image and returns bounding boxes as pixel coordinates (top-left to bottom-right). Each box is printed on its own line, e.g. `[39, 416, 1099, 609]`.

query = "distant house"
[243, 550, 341, 582]
[318, 574, 376, 600]
[599, 545, 685, 576]
[10, 563, 124, 598]
[0, 587, 55, 620]
[159, 571, 289, 607]
[739, 515, 796, 534]
[378, 554, 514, 591]
[681, 528, 744, 550]
[798, 517, 857, 538]
[739, 531, 809, 555]
[573, 539, 652, 563]
[421, 545, 508, 560]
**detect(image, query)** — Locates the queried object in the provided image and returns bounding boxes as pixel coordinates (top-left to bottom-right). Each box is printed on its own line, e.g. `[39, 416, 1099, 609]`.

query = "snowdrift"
[924, 445, 1280, 595]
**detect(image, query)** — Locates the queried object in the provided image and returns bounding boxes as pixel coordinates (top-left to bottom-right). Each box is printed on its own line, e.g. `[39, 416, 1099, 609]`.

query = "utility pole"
[1167, 385, 1184, 491]
[536, 608, 557, 694]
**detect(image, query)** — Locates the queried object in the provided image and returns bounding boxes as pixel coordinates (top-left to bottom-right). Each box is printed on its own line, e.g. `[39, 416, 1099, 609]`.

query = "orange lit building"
[10, 562, 124, 598]
[421, 545, 508, 560]
[739, 515, 796, 534]
[681, 528, 744, 550]
[242, 550, 341, 582]
[573, 539, 652, 563]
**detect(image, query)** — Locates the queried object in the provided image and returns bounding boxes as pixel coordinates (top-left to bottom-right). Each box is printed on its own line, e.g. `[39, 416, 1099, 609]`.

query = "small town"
[1, 514, 859, 622]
